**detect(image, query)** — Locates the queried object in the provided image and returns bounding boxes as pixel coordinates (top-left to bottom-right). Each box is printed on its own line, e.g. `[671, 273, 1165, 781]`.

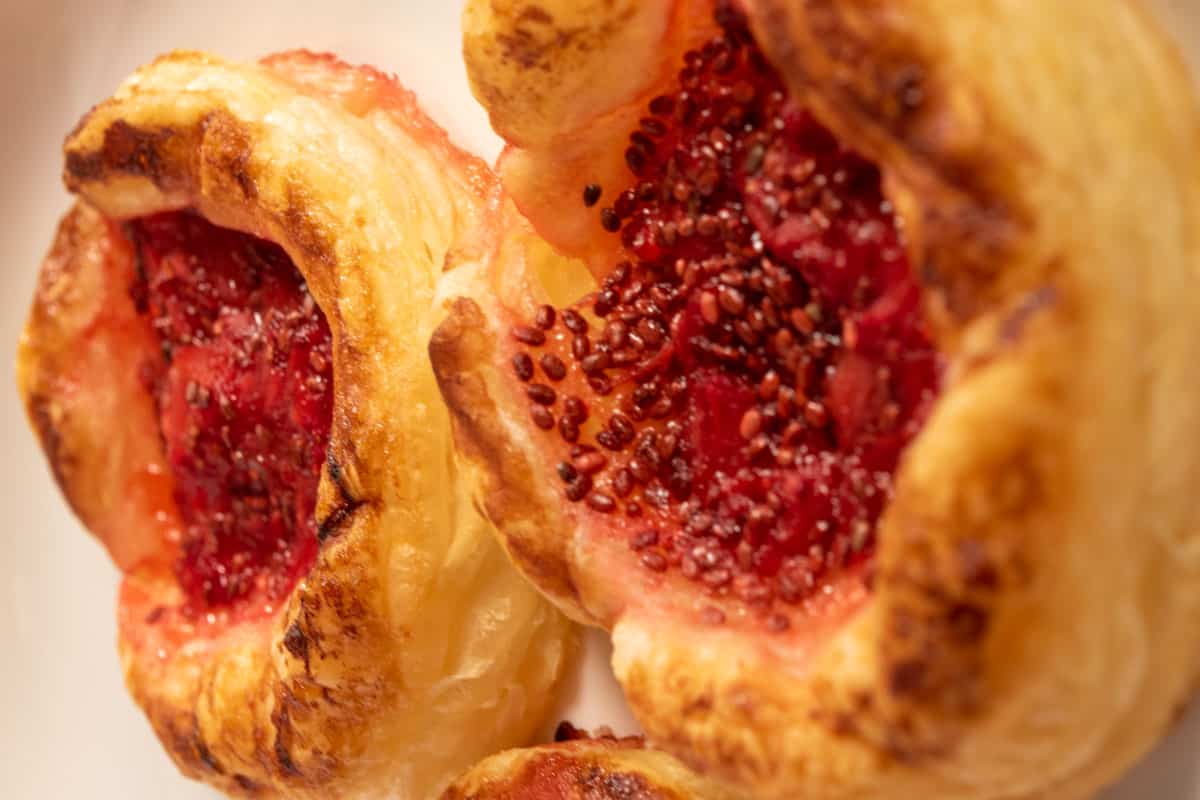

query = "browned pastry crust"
[18, 51, 575, 798]
[441, 732, 741, 800]
[431, 2, 1200, 798]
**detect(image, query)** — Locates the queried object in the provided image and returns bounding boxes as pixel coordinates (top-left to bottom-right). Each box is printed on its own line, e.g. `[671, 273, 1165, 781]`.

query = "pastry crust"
[441, 735, 743, 800]
[432, 1, 1200, 798]
[18, 51, 575, 798]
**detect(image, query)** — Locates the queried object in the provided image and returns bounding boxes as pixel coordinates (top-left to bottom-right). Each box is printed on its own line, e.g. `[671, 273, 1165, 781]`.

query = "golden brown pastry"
[18, 50, 575, 798]
[441, 727, 740, 800]
[431, 1, 1200, 798]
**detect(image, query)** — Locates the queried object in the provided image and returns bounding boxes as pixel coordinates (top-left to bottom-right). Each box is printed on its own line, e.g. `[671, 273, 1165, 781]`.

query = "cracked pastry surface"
[431, 1, 1200, 798]
[18, 50, 575, 799]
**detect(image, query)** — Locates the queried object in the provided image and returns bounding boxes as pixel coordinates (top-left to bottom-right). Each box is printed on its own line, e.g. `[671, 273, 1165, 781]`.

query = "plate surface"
[0, 2, 1195, 797]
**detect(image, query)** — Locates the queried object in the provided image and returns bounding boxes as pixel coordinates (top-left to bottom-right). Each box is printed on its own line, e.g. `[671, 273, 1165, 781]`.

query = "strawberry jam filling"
[129, 212, 333, 613]
[509, 3, 940, 622]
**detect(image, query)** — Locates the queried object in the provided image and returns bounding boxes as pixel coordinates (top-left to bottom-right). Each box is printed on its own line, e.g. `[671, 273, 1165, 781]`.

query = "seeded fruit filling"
[129, 212, 333, 612]
[510, 4, 940, 619]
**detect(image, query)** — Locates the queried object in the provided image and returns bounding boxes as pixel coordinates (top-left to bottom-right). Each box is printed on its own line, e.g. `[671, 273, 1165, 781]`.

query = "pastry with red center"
[18, 50, 574, 798]
[432, 1, 1200, 798]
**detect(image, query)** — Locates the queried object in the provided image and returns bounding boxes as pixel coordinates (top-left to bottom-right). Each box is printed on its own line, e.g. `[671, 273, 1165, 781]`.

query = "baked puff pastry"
[431, 1, 1200, 798]
[441, 728, 740, 800]
[18, 50, 574, 798]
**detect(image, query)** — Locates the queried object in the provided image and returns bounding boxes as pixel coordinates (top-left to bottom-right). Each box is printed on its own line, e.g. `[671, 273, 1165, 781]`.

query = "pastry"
[18, 50, 574, 798]
[442, 725, 740, 800]
[431, 1, 1200, 797]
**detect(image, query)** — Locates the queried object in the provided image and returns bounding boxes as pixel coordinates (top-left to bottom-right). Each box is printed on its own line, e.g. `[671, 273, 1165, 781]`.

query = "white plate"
[0, 2, 1195, 798]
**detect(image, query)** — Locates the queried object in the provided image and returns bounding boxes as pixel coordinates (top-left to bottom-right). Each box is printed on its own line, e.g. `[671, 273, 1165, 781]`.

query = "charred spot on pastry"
[508, 1, 941, 622]
[553, 721, 638, 745]
[194, 724, 226, 775]
[325, 452, 359, 505]
[66, 120, 174, 186]
[271, 701, 303, 778]
[554, 720, 588, 742]
[127, 210, 333, 614]
[201, 110, 259, 200]
[232, 774, 261, 793]
[316, 497, 365, 544]
[26, 394, 73, 494]
[274, 737, 301, 778]
[283, 621, 310, 666]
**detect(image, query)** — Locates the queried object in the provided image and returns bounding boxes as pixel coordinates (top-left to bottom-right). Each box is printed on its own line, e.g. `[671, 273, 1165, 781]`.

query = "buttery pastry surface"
[431, 2, 1200, 799]
[18, 50, 575, 798]
[441, 733, 741, 800]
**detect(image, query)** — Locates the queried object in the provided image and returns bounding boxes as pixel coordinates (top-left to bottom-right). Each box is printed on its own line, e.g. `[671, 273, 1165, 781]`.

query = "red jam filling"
[510, 3, 940, 619]
[129, 212, 333, 612]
